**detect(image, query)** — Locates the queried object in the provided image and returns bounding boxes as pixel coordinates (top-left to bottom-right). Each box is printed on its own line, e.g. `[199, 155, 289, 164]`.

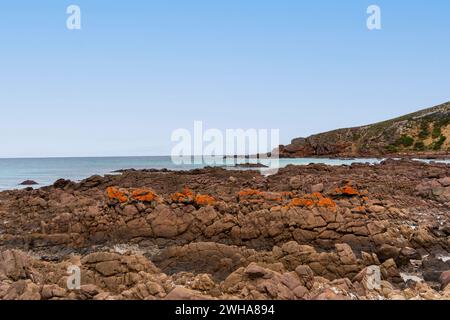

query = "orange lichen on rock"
[238, 189, 261, 198]
[106, 187, 128, 203]
[170, 187, 215, 206]
[131, 188, 159, 202]
[317, 197, 336, 208]
[171, 187, 195, 204]
[289, 198, 315, 207]
[289, 192, 336, 209]
[335, 185, 359, 196]
[107, 187, 161, 203]
[195, 194, 216, 206]
[352, 205, 366, 213]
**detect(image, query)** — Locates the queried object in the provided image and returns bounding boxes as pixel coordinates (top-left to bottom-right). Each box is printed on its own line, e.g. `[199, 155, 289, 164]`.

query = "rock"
[244, 263, 271, 279]
[164, 287, 209, 300]
[0, 250, 30, 281]
[314, 288, 350, 300]
[368, 205, 385, 213]
[295, 265, 315, 290]
[377, 244, 401, 262]
[353, 266, 381, 292]
[397, 247, 420, 266]
[53, 178, 72, 189]
[41, 284, 66, 299]
[381, 259, 402, 283]
[145, 281, 165, 296]
[123, 205, 139, 217]
[365, 221, 388, 236]
[423, 258, 449, 282]
[80, 284, 102, 297]
[439, 270, 450, 289]
[438, 177, 450, 187]
[192, 274, 215, 291]
[95, 260, 123, 276]
[335, 243, 357, 265]
[149, 206, 193, 238]
[289, 176, 302, 190]
[412, 227, 435, 247]
[81, 252, 121, 264]
[292, 285, 309, 299]
[29, 197, 47, 208]
[310, 183, 324, 193]
[2, 280, 41, 300]
[19, 180, 38, 186]
[1, 155, 450, 301]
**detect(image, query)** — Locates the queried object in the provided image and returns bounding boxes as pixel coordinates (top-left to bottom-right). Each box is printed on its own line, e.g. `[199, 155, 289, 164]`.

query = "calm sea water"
[0, 156, 448, 191]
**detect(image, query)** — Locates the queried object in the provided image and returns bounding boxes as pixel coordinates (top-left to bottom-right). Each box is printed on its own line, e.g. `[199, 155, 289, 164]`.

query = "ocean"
[0, 156, 448, 191]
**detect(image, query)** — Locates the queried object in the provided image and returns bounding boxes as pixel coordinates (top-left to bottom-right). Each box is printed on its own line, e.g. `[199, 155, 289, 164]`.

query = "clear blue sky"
[1, 0, 449, 157]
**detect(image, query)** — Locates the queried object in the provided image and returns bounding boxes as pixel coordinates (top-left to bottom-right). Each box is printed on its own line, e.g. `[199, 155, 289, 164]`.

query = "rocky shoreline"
[0, 159, 449, 300]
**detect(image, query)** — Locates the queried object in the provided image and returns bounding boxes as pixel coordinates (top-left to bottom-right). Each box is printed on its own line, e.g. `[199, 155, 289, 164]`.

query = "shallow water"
[0, 156, 448, 191]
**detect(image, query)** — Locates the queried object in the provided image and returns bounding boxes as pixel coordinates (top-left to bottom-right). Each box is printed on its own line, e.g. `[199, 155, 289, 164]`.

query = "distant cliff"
[278, 102, 450, 158]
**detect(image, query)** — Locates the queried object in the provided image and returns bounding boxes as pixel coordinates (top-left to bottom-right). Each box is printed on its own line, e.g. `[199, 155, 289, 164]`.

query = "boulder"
[289, 176, 302, 190]
[310, 183, 324, 193]
[0, 250, 30, 281]
[19, 180, 38, 186]
[164, 287, 210, 300]
[438, 270, 450, 290]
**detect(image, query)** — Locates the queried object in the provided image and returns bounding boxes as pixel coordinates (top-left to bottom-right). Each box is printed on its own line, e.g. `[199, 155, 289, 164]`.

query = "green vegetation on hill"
[280, 102, 450, 157]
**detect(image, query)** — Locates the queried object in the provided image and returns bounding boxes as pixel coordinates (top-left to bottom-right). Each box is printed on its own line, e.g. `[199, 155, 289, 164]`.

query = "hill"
[278, 102, 450, 158]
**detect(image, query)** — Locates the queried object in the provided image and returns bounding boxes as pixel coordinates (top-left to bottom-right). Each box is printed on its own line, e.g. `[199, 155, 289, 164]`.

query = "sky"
[0, 0, 449, 158]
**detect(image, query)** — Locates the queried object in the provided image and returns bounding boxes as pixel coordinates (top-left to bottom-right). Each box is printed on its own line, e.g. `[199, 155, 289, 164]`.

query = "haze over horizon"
[1, 1, 450, 158]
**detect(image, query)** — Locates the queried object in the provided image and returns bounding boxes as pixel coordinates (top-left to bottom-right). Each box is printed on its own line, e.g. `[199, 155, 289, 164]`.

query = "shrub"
[432, 135, 446, 150]
[432, 126, 442, 139]
[386, 145, 398, 153]
[414, 141, 426, 151]
[396, 135, 414, 147]
[419, 122, 430, 139]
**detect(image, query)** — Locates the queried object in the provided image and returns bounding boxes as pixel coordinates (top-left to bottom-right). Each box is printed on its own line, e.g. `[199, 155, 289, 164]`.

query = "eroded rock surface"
[0, 160, 449, 300]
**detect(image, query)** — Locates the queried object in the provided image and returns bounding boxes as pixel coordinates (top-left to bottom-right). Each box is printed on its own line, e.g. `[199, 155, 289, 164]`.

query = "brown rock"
[95, 260, 123, 276]
[41, 284, 66, 299]
[335, 243, 357, 265]
[245, 263, 272, 279]
[0, 250, 30, 281]
[164, 287, 210, 300]
[150, 206, 193, 238]
[310, 183, 324, 193]
[440, 270, 450, 289]
[289, 176, 303, 190]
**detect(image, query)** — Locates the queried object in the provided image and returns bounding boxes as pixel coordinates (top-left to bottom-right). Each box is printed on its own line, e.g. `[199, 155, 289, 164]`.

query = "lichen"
[106, 187, 128, 203]
[195, 194, 216, 206]
[171, 186, 195, 204]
